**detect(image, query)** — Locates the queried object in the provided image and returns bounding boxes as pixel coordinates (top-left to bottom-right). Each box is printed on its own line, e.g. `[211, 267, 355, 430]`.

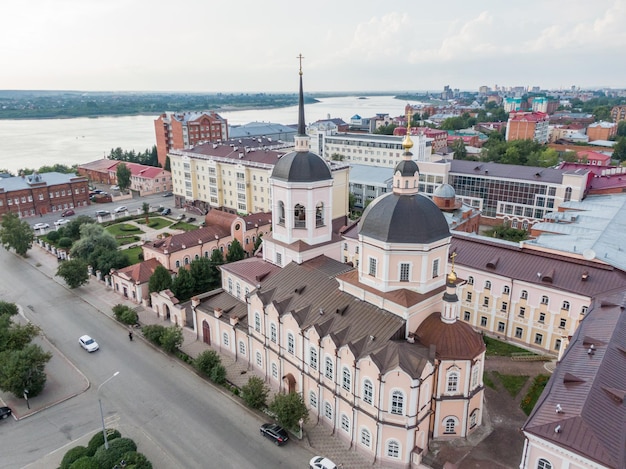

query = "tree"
[268, 392, 309, 431]
[142, 202, 150, 224]
[253, 233, 263, 254]
[171, 267, 195, 302]
[450, 139, 467, 160]
[0, 320, 39, 352]
[160, 326, 183, 353]
[241, 376, 269, 409]
[0, 301, 19, 317]
[189, 257, 213, 294]
[88, 245, 129, 274]
[70, 224, 117, 261]
[226, 238, 245, 263]
[613, 137, 626, 162]
[56, 259, 89, 288]
[116, 163, 131, 191]
[0, 344, 52, 397]
[193, 350, 221, 376]
[0, 212, 34, 256]
[149, 264, 172, 293]
[617, 121, 626, 137]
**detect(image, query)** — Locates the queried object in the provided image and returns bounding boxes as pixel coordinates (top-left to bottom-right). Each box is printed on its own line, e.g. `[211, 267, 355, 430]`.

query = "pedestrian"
[128, 330, 133, 341]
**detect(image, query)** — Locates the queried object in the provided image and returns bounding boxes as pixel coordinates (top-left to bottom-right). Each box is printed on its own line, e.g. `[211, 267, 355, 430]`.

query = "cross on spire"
[297, 53, 305, 75]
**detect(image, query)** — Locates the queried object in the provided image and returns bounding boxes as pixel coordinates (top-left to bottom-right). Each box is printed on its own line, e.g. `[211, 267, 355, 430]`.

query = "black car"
[0, 406, 12, 420]
[260, 423, 289, 446]
[162, 191, 173, 197]
[161, 208, 171, 216]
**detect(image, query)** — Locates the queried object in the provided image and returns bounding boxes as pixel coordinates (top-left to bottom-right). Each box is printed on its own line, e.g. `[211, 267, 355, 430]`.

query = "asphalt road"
[0, 248, 312, 469]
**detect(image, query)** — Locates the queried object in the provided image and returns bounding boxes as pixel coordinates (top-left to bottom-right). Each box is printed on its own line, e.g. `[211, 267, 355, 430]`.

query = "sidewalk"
[13, 244, 377, 469]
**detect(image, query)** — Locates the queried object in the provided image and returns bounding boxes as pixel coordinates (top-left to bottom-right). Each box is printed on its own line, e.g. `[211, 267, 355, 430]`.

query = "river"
[0, 95, 421, 174]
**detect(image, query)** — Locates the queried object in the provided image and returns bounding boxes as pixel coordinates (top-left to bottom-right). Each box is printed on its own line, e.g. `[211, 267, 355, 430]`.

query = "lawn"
[170, 221, 201, 232]
[123, 246, 144, 264]
[521, 374, 550, 415]
[134, 217, 173, 230]
[106, 223, 143, 237]
[484, 336, 537, 357]
[493, 371, 529, 397]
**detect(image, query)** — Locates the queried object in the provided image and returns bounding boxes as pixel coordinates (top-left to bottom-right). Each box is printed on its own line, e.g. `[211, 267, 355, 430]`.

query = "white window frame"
[325, 357, 334, 380]
[287, 332, 295, 355]
[390, 390, 404, 415]
[254, 312, 261, 332]
[362, 379, 374, 405]
[270, 323, 277, 343]
[342, 367, 351, 392]
[360, 428, 371, 448]
[386, 439, 400, 458]
[446, 371, 459, 393]
[309, 346, 318, 370]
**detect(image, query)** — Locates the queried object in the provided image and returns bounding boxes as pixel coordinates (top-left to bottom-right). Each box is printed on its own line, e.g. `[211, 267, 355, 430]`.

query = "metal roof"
[450, 160, 575, 184]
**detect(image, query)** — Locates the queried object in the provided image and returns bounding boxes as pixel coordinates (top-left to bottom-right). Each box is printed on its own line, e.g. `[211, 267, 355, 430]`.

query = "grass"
[484, 336, 537, 357]
[170, 221, 200, 232]
[521, 374, 550, 415]
[134, 217, 173, 230]
[124, 246, 143, 264]
[493, 371, 529, 397]
[105, 223, 143, 237]
[483, 372, 496, 389]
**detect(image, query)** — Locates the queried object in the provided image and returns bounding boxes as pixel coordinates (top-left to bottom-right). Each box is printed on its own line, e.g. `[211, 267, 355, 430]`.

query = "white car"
[309, 456, 337, 469]
[114, 206, 127, 213]
[33, 222, 50, 230]
[54, 218, 70, 227]
[79, 335, 99, 352]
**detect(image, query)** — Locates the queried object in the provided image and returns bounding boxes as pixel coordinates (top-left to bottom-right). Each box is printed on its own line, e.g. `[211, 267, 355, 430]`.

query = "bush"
[93, 438, 137, 469]
[112, 304, 138, 325]
[120, 451, 153, 469]
[142, 324, 166, 344]
[58, 237, 73, 249]
[87, 428, 121, 456]
[210, 364, 227, 384]
[160, 326, 184, 353]
[47, 231, 61, 242]
[241, 376, 269, 409]
[69, 456, 100, 469]
[194, 350, 221, 376]
[521, 374, 550, 415]
[60, 446, 90, 469]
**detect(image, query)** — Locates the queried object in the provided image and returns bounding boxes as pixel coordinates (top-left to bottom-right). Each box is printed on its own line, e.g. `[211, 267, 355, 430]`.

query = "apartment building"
[228, 121, 296, 143]
[609, 104, 626, 122]
[0, 171, 90, 218]
[77, 160, 172, 196]
[506, 112, 550, 143]
[586, 121, 617, 141]
[154, 111, 228, 168]
[394, 126, 448, 153]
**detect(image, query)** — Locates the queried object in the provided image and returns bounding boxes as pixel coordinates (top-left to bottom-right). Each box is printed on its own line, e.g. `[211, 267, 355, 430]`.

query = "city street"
[0, 247, 313, 469]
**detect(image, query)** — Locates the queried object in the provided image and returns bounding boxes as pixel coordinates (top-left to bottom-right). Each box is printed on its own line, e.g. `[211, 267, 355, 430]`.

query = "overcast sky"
[1, 0, 625, 93]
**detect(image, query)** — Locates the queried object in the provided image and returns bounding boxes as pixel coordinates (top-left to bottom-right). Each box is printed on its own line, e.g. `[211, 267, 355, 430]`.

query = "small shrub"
[160, 326, 183, 353]
[93, 438, 137, 469]
[60, 446, 89, 469]
[138, 252, 144, 260]
[47, 231, 61, 242]
[69, 456, 100, 469]
[112, 304, 138, 325]
[120, 451, 153, 469]
[210, 364, 227, 384]
[232, 387, 240, 396]
[194, 350, 221, 376]
[58, 237, 73, 249]
[87, 428, 122, 456]
[241, 376, 269, 409]
[142, 324, 166, 345]
[521, 374, 550, 415]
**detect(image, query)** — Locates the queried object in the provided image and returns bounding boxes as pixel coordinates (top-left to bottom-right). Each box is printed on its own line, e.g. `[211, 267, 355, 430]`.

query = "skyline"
[1, 0, 625, 93]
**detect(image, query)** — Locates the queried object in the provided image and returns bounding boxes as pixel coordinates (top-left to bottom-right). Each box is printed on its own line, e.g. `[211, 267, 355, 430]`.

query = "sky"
[1, 0, 625, 93]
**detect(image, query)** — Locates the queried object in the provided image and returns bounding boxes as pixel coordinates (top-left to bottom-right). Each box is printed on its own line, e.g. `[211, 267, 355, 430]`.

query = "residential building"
[548, 124, 588, 143]
[154, 111, 228, 168]
[307, 118, 349, 157]
[504, 97, 524, 112]
[586, 121, 617, 141]
[110, 258, 163, 305]
[549, 112, 595, 126]
[609, 104, 626, 122]
[77, 160, 172, 196]
[394, 126, 448, 153]
[530, 97, 558, 114]
[558, 163, 626, 194]
[228, 121, 296, 143]
[348, 164, 393, 210]
[506, 112, 550, 143]
[0, 171, 90, 218]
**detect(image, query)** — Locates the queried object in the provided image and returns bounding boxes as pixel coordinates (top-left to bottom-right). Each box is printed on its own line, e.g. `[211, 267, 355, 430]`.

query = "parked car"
[162, 191, 173, 197]
[33, 222, 50, 230]
[61, 208, 75, 217]
[309, 456, 337, 469]
[187, 217, 196, 223]
[95, 210, 110, 217]
[0, 406, 12, 420]
[79, 335, 99, 352]
[156, 206, 165, 213]
[260, 423, 289, 446]
[161, 208, 171, 216]
[114, 206, 127, 213]
[54, 219, 70, 227]
[176, 213, 186, 221]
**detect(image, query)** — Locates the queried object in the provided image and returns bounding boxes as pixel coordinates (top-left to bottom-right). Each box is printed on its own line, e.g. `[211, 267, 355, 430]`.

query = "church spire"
[441, 252, 459, 324]
[294, 53, 310, 152]
[392, 107, 420, 195]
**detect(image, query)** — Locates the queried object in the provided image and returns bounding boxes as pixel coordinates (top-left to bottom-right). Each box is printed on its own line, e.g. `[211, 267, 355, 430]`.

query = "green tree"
[617, 121, 626, 137]
[0, 320, 40, 352]
[241, 376, 269, 409]
[373, 124, 397, 135]
[160, 326, 183, 353]
[171, 267, 195, 301]
[149, 264, 172, 293]
[268, 392, 309, 431]
[189, 257, 212, 294]
[613, 137, 626, 162]
[193, 350, 221, 376]
[253, 232, 263, 254]
[112, 304, 138, 325]
[226, 238, 245, 262]
[142, 202, 150, 224]
[210, 364, 227, 384]
[0, 344, 52, 397]
[0, 301, 19, 317]
[60, 446, 90, 469]
[87, 428, 122, 455]
[68, 456, 100, 469]
[450, 139, 467, 160]
[56, 259, 89, 288]
[0, 212, 34, 256]
[88, 245, 130, 274]
[93, 438, 137, 469]
[116, 163, 131, 191]
[70, 224, 117, 261]
[208, 247, 225, 288]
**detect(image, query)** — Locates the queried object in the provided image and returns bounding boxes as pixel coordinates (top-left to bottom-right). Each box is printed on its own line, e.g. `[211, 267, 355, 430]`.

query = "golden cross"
[297, 53, 305, 75]
[450, 251, 457, 270]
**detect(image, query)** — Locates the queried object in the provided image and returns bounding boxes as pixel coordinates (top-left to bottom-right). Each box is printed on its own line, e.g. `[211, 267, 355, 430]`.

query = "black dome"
[271, 151, 332, 182]
[395, 159, 419, 177]
[359, 193, 450, 244]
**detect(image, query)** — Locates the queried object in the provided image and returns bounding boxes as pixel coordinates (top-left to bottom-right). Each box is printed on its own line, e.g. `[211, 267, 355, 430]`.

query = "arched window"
[562, 301, 570, 311]
[325, 357, 334, 380]
[184, 257, 190, 265]
[228, 278, 232, 294]
[340, 414, 350, 433]
[271, 362, 278, 379]
[316, 202, 324, 227]
[470, 409, 479, 428]
[254, 312, 261, 332]
[222, 332, 229, 347]
[541, 295, 549, 305]
[278, 201, 285, 225]
[324, 401, 333, 420]
[447, 371, 459, 393]
[255, 351, 262, 367]
[287, 332, 295, 355]
[309, 390, 317, 408]
[342, 367, 351, 391]
[204, 251, 209, 258]
[362, 379, 374, 405]
[194, 254, 199, 260]
[484, 280, 491, 290]
[386, 440, 400, 458]
[503, 285, 510, 294]
[521, 290, 528, 300]
[360, 428, 371, 448]
[309, 347, 318, 370]
[444, 417, 457, 434]
[390, 390, 404, 415]
[270, 323, 277, 343]
[468, 276, 474, 285]
[236, 283, 241, 298]
[537, 458, 552, 469]
[294, 203, 306, 228]
[471, 364, 480, 389]
[238, 341, 246, 355]
[175, 260, 181, 268]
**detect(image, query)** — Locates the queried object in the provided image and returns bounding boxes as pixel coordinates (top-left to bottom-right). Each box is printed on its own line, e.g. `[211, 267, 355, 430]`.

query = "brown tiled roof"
[414, 312, 485, 360]
[522, 288, 626, 468]
[219, 257, 281, 286]
[113, 258, 162, 284]
[144, 226, 230, 255]
[195, 289, 249, 323]
[205, 210, 236, 229]
[451, 233, 626, 297]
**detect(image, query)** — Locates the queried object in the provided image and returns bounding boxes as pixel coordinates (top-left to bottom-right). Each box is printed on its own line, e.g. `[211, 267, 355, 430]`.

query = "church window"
[470, 410, 479, 428]
[363, 379, 373, 404]
[468, 276, 474, 285]
[342, 367, 352, 391]
[287, 333, 295, 355]
[254, 312, 261, 332]
[324, 401, 333, 420]
[294, 204, 306, 228]
[360, 428, 371, 447]
[432, 259, 439, 278]
[271, 362, 278, 379]
[278, 201, 285, 225]
[446, 371, 459, 393]
[400, 263, 410, 281]
[270, 323, 277, 343]
[325, 357, 334, 380]
[316, 202, 324, 227]
[503, 285, 510, 295]
[309, 391, 317, 408]
[309, 347, 318, 370]
[484, 280, 491, 290]
[444, 417, 457, 434]
[386, 440, 400, 458]
[368, 258, 377, 277]
[340, 414, 350, 433]
[537, 459, 552, 469]
[471, 364, 480, 388]
[390, 390, 404, 415]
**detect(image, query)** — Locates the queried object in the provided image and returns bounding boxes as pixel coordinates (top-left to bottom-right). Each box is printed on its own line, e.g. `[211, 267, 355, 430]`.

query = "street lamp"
[98, 371, 120, 450]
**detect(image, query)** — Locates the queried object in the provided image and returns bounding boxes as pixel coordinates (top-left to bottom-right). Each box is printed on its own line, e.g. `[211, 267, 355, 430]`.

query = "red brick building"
[505, 111, 550, 143]
[586, 121, 617, 141]
[0, 172, 90, 218]
[154, 111, 229, 168]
